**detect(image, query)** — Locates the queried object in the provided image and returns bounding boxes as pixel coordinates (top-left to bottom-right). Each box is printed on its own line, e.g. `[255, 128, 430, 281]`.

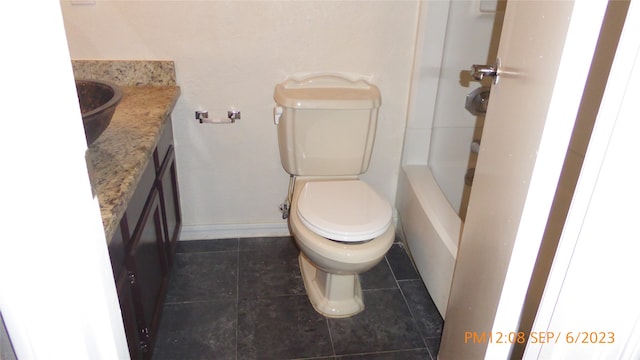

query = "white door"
[439, 1, 610, 359]
[0, 1, 128, 358]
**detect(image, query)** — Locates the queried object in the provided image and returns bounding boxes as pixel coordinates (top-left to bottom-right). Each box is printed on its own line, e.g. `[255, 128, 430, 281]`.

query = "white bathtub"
[396, 165, 461, 317]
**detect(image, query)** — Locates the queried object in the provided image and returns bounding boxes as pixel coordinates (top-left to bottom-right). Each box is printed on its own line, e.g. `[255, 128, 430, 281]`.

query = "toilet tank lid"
[274, 74, 381, 110]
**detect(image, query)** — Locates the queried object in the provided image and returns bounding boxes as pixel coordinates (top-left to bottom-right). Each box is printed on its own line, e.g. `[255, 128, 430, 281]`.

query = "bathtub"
[396, 165, 461, 317]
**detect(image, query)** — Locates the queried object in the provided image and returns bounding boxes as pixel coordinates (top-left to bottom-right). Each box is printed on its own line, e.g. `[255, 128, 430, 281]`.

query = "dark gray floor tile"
[237, 295, 333, 360]
[238, 237, 305, 298]
[360, 258, 397, 290]
[239, 236, 297, 252]
[386, 244, 419, 280]
[336, 348, 431, 360]
[328, 289, 424, 355]
[399, 280, 443, 339]
[157, 236, 442, 360]
[165, 251, 237, 303]
[153, 300, 236, 360]
[176, 238, 238, 253]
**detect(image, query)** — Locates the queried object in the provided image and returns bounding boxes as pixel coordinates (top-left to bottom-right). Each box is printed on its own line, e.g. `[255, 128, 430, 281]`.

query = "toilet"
[273, 74, 395, 318]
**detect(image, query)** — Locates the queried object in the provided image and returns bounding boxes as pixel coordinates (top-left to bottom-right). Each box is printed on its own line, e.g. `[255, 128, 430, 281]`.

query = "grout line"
[174, 250, 239, 256]
[333, 347, 431, 358]
[392, 257, 431, 350]
[361, 287, 402, 293]
[384, 255, 397, 280]
[396, 278, 420, 283]
[290, 355, 339, 360]
[325, 316, 337, 358]
[424, 336, 442, 360]
[164, 298, 235, 305]
[237, 293, 312, 303]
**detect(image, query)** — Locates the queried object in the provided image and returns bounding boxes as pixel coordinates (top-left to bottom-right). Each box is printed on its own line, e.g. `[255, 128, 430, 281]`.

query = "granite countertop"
[88, 86, 180, 242]
[75, 60, 180, 242]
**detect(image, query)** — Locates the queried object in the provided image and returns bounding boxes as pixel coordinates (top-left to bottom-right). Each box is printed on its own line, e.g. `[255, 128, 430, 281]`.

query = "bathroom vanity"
[79, 61, 181, 359]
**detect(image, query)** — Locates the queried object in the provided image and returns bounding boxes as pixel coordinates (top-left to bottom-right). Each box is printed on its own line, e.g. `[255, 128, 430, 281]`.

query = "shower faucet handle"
[470, 58, 501, 85]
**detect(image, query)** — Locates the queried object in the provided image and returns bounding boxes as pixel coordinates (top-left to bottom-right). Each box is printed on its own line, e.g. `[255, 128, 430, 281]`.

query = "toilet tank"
[274, 74, 381, 176]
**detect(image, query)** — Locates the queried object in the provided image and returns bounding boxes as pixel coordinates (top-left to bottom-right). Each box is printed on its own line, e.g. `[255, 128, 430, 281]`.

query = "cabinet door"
[108, 222, 128, 277]
[158, 145, 181, 267]
[127, 187, 169, 357]
[125, 161, 157, 247]
[115, 269, 144, 360]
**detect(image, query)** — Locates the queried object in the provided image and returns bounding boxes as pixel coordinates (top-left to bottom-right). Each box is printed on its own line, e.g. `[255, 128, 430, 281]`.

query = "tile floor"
[153, 236, 443, 360]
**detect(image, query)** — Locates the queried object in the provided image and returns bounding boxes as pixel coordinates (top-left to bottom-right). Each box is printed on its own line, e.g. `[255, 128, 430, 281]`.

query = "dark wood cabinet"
[107, 118, 181, 359]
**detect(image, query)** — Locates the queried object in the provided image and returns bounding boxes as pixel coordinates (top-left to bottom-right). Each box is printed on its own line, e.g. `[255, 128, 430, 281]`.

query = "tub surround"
[396, 165, 460, 317]
[77, 60, 180, 242]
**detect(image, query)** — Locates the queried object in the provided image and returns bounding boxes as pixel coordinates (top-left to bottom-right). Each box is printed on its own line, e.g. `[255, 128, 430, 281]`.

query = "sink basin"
[75, 79, 122, 145]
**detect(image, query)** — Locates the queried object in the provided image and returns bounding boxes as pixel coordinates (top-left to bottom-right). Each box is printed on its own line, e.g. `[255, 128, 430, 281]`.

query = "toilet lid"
[296, 180, 392, 242]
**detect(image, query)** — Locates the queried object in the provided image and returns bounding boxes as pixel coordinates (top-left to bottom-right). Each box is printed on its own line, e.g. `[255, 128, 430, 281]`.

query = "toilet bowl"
[289, 177, 395, 317]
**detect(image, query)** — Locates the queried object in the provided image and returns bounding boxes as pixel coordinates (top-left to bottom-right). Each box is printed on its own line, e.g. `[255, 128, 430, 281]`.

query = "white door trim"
[526, 0, 640, 358]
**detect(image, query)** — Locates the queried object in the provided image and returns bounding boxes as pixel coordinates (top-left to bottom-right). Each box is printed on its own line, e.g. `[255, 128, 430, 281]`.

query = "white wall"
[60, 1, 419, 238]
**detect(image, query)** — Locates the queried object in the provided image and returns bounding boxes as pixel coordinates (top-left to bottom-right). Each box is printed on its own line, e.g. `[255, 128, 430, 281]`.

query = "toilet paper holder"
[196, 109, 241, 124]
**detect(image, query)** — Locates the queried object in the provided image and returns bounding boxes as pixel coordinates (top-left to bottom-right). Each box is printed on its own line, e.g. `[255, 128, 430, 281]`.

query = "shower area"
[396, 0, 505, 316]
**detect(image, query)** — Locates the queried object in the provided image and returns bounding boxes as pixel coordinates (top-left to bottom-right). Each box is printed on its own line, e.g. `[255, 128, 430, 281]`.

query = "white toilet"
[273, 74, 395, 318]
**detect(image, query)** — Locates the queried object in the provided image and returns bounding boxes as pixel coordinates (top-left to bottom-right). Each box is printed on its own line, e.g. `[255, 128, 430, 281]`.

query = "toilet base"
[299, 253, 364, 318]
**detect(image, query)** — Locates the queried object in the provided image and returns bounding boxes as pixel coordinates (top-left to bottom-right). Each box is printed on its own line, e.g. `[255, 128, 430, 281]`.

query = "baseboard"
[180, 209, 399, 241]
[179, 222, 291, 240]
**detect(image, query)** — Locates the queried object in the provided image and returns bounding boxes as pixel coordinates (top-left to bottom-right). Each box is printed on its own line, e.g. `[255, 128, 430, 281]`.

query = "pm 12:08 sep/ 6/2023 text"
[464, 331, 615, 345]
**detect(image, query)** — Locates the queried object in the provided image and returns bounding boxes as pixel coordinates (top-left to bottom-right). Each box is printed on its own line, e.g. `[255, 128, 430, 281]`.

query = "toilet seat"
[296, 180, 392, 242]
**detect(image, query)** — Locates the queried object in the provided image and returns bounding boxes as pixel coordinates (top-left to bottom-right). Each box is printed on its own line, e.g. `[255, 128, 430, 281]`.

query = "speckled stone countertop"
[75, 60, 180, 242]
